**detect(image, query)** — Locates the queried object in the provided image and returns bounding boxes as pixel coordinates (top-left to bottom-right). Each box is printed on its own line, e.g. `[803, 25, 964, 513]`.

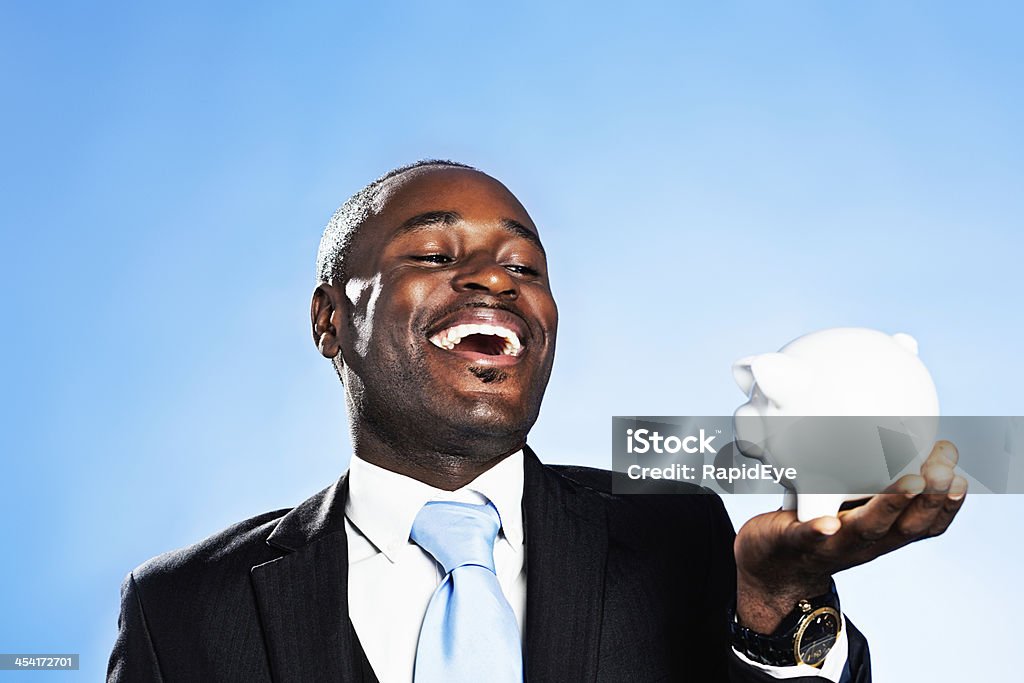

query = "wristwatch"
[729, 581, 842, 668]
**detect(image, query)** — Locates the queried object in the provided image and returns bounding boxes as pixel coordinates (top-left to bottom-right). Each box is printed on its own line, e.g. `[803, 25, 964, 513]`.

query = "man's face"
[333, 167, 558, 456]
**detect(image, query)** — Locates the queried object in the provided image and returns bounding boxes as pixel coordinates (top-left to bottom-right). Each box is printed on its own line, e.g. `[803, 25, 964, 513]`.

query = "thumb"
[782, 515, 841, 550]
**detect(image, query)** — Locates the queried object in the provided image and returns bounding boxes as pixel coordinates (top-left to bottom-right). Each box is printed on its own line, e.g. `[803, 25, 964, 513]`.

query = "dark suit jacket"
[108, 447, 870, 682]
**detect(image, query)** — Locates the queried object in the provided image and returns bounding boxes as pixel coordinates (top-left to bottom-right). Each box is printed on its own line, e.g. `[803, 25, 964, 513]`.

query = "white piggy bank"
[732, 328, 940, 521]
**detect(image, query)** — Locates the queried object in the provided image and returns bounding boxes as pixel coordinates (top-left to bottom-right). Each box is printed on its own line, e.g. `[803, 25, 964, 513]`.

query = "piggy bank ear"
[732, 355, 758, 396]
[892, 332, 919, 356]
[750, 353, 803, 408]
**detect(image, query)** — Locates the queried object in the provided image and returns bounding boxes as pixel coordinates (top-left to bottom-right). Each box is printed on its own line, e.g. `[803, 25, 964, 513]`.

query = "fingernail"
[819, 517, 841, 535]
[948, 479, 967, 501]
[938, 442, 959, 464]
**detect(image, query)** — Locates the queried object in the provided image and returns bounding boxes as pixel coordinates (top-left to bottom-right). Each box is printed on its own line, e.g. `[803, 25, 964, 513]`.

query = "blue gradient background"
[2, 2, 1021, 680]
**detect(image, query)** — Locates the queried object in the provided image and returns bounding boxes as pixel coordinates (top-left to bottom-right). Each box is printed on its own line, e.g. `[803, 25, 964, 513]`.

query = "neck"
[350, 425, 524, 490]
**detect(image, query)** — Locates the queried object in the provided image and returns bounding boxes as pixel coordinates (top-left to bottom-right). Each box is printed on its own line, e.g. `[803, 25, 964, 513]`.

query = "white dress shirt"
[345, 451, 526, 683]
[344, 451, 848, 682]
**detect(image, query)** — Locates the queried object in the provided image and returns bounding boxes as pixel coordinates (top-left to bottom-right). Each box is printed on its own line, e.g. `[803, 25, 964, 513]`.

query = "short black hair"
[315, 159, 475, 284]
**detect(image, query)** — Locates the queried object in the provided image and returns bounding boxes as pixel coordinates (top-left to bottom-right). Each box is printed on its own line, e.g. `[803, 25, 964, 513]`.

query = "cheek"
[356, 272, 447, 354]
[546, 298, 559, 333]
[401, 277, 442, 313]
[345, 274, 384, 357]
[381, 270, 453, 321]
[528, 290, 559, 336]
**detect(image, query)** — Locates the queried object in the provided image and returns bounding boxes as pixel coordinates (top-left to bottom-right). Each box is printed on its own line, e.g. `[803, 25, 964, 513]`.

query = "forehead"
[370, 167, 538, 236]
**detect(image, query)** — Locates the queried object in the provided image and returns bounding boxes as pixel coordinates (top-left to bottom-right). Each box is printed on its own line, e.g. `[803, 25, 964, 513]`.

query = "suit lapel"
[523, 447, 608, 682]
[250, 450, 608, 682]
[250, 475, 367, 683]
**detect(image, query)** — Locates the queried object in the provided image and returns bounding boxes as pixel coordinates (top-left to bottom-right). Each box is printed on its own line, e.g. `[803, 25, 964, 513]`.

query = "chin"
[442, 393, 537, 444]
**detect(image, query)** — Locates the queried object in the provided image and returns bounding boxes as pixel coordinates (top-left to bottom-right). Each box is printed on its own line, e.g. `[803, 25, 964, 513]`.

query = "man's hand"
[734, 440, 968, 633]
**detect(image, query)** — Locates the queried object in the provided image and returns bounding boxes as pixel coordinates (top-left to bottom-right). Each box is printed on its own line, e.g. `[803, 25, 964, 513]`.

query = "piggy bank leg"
[795, 493, 846, 522]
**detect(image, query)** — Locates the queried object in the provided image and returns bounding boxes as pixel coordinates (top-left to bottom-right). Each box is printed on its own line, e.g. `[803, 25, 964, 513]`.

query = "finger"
[893, 465, 959, 536]
[779, 514, 843, 552]
[948, 474, 968, 501]
[887, 441, 960, 537]
[842, 475, 923, 541]
[924, 440, 960, 469]
[927, 476, 968, 536]
[920, 458, 955, 494]
[882, 473, 927, 496]
[894, 493, 949, 537]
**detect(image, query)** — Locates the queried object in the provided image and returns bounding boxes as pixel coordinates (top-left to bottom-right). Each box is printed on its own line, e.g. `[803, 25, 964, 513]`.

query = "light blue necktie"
[410, 501, 523, 683]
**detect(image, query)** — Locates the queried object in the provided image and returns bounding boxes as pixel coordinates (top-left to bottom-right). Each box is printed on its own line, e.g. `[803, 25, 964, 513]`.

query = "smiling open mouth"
[429, 323, 523, 357]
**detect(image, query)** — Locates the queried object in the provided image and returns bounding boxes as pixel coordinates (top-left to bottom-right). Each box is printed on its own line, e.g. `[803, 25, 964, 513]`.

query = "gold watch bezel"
[792, 606, 841, 668]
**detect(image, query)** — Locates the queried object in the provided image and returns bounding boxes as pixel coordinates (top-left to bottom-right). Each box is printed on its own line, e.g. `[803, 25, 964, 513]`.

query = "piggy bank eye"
[750, 386, 774, 410]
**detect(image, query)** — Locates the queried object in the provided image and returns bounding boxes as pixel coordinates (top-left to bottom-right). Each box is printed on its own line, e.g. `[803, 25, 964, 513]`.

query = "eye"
[411, 254, 454, 265]
[505, 264, 540, 277]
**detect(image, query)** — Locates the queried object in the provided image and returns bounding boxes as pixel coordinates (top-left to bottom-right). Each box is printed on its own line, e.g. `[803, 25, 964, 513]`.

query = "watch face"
[794, 606, 841, 667]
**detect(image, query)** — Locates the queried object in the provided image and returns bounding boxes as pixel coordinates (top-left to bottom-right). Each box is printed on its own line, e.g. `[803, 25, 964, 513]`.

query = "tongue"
[458, 334, 506, 355]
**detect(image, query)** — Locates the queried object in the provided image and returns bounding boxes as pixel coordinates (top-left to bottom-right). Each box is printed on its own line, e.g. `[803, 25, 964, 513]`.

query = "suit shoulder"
[550, 463, 715, 500]
[545, 463, 736, 573]
[548, 463, 732, 529]
[131, 507, 289, 589]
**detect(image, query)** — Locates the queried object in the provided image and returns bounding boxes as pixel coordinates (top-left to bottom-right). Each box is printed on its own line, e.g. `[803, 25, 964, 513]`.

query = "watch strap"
[729, 580, 841, 667]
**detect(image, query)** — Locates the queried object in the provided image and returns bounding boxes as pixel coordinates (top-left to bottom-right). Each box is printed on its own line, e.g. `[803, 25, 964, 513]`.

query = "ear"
[311, 284, 345, 360]
[749, 352, 803, 408]
[892, 332, 919, 356]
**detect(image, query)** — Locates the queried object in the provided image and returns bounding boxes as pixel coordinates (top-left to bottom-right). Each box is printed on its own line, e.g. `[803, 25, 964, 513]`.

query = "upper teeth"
[430, 323, 523, 356]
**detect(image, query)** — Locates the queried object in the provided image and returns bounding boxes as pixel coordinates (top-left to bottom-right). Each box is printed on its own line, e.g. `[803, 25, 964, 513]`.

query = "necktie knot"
[410, 501, 501, 575]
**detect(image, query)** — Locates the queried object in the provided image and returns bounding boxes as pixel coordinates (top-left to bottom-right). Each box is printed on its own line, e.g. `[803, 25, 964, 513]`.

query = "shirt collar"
[345, 450, 525, 563]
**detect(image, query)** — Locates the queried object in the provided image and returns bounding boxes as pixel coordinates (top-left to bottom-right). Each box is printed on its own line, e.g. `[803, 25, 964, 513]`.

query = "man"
[108, 161, 967, 682]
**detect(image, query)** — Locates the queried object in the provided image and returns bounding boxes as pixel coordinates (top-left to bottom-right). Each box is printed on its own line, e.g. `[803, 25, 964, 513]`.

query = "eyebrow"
[394, 210, 462, 234]
[393, 210, 545, 253]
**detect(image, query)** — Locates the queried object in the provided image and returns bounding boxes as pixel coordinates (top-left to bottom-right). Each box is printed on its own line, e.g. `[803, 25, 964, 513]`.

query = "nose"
[452, 256, 519, 300]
